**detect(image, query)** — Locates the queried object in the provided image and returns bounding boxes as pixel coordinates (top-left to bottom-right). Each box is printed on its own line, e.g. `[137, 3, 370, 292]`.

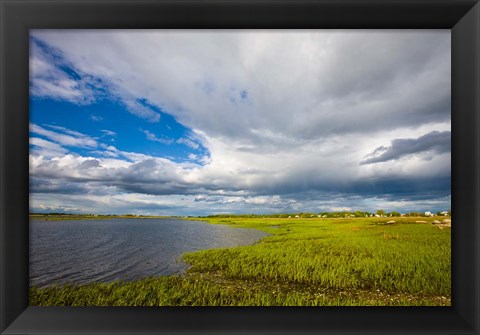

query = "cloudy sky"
[29, 30, 451, 215]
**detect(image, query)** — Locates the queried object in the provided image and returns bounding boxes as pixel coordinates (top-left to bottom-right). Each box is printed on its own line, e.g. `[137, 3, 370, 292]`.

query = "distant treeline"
[202, 209, 451, 219]
[31, 209, 451, 219]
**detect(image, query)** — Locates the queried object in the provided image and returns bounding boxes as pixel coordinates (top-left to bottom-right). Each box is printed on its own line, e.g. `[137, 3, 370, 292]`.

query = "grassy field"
[29, 216, 451, 306]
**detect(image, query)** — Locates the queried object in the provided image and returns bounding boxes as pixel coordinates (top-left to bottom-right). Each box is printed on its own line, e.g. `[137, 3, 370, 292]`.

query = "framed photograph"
[1, 0, 479, 334]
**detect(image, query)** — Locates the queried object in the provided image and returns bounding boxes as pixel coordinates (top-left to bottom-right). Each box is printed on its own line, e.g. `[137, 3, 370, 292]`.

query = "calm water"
[30, 218, 268, 287]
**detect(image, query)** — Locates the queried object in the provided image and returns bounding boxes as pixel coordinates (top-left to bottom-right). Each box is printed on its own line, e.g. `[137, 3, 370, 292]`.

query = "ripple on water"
[30, 218, 268, 287]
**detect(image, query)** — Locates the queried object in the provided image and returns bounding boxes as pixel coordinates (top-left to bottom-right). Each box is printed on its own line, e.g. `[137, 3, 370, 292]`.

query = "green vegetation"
[199, 210, 449, 218]
[30, 216, 451, 306]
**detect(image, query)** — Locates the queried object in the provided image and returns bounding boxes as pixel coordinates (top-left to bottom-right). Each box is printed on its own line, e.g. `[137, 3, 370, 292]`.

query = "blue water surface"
[30, 218, 267, 287]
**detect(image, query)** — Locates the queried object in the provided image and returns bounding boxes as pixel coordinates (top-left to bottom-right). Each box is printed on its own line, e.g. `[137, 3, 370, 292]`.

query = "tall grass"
[30, 217, 451, 306]
[184, 218, 450, 296]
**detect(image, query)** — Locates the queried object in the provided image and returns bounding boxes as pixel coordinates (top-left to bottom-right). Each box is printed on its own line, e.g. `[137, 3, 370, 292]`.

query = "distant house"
[375, 214, 380, 217]
[440, 211, 449, 216]
[424, 211, 433, 217]
[295, 215, 300, 218]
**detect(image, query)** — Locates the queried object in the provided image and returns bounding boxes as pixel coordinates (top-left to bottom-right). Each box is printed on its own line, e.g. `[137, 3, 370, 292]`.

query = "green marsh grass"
[30, 217, 451, 306]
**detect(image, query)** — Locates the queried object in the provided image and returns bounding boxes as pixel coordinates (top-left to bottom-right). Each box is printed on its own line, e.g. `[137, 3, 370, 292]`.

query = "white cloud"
[31, 204, 82, 213]
[122, 98, 160, 122]
[141, 129, 174, 144]
[30, 123, 97, 148]
[90, 114, 103, 121]
[30, 123, 98, 148]
[176, 137, 199, 149]
[331, 207, 352, 212]
[101, 129, 116, 136]
[30, 40, 96, 104]
[30, 137, 68, 157]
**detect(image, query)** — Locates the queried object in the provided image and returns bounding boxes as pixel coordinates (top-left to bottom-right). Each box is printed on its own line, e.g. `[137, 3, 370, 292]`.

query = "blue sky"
[29, 30, 451, 215]
[31, 95, 209, 164]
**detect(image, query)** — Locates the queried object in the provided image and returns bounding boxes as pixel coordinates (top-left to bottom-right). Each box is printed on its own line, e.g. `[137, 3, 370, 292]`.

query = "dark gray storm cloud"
[250, 171, 451, 202]
[31, 154, 451, 205]
[361, 131, 451, 165]
[30, 178, 92, 195]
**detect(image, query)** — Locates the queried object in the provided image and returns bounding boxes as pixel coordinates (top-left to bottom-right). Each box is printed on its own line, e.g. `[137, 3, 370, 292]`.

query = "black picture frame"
[1, 0, 479, 334]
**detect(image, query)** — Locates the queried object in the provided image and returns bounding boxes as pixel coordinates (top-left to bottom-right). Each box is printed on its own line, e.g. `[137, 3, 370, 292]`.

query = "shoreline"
[29, 216, 451, 306]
